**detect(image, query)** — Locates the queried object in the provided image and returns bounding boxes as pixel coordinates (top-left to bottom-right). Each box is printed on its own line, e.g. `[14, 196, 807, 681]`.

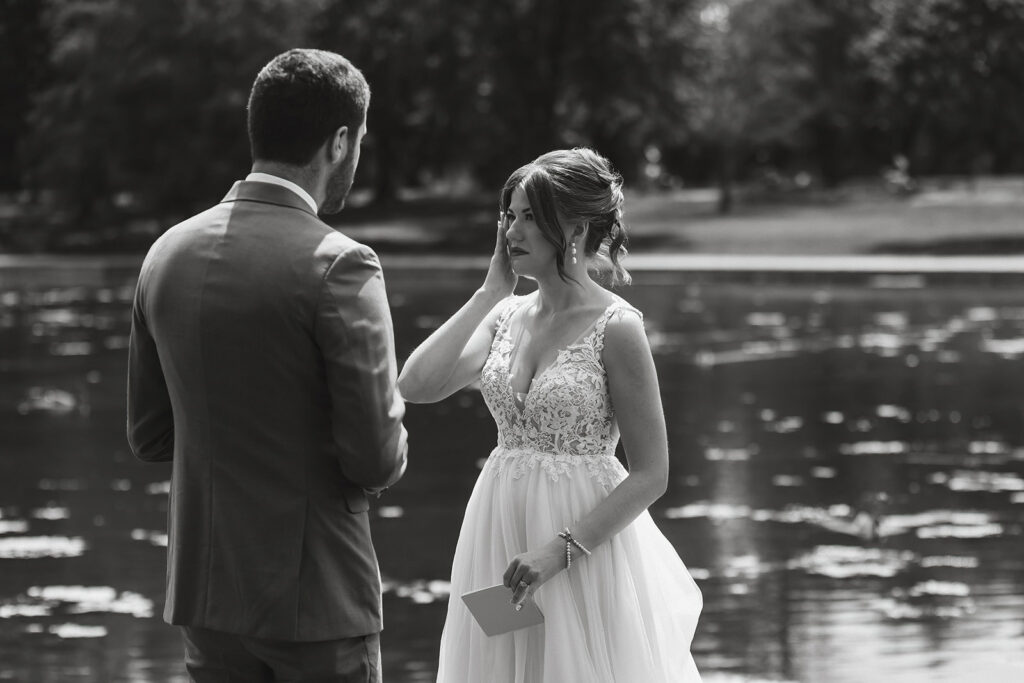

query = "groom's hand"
[503, 538, 565, 609]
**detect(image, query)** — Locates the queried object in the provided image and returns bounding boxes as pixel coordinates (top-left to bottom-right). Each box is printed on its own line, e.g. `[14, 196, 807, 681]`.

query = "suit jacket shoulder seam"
[312, 242, 375, 339]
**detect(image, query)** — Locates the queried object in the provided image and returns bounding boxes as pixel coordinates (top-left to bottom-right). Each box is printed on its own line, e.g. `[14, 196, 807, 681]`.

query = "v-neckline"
[505, 298, 618, 412]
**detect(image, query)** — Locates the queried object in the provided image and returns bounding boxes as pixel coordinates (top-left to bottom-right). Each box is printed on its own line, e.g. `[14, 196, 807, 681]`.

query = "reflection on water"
[2, 262, 1024, 682]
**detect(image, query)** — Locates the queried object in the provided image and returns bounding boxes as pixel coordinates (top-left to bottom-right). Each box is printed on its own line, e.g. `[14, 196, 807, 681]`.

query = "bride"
[398, 148, 702, 682]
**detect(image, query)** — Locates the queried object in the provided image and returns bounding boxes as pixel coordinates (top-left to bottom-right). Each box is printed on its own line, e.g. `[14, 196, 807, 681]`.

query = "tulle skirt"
[436, 446, 702, 683]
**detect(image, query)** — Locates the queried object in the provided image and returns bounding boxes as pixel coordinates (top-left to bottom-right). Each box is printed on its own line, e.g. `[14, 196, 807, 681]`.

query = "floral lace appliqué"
[484, 446, 628, 490]
[479, 296, 642, 488]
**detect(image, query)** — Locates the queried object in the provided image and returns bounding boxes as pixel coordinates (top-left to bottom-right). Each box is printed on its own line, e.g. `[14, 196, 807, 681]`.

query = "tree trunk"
[813, 119, 842, 188]
[717, 145, 736, 214]
[371, 135, 399, 206]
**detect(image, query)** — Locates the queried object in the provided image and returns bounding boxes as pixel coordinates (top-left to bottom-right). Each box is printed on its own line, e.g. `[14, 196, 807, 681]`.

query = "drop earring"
[571, 241, 578, 265]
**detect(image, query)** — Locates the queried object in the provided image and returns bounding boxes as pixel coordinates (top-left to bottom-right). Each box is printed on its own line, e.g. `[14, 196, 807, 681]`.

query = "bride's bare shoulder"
[604, 293, 643, 320]
[601, 299, 647, 358]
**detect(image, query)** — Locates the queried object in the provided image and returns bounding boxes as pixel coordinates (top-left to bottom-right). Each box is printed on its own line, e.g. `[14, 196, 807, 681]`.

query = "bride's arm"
[398, 289, 507, 403]
[505, 309, 670, 604]
[398, 219, 518, 404]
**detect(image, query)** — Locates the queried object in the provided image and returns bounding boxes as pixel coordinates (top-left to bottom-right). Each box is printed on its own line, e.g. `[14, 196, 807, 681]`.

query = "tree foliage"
[0, 0, 50, 192]
[27, 0, 313, 221]
[2, 0, 1023, 231]
[687, 0, 824, 210]
[863, 0, 1024, 174]
[311, 0, 700, 198]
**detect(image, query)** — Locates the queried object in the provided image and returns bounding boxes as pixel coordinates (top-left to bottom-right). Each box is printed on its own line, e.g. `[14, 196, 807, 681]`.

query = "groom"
[127, 49, 407, 682]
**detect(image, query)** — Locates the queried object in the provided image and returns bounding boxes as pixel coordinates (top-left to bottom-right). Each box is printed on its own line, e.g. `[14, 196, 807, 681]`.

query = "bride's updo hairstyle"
[499, 148, 631, 287]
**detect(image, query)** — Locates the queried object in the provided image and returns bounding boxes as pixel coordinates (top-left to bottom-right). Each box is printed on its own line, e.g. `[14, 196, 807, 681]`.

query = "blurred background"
[2, 0, 1024, 681]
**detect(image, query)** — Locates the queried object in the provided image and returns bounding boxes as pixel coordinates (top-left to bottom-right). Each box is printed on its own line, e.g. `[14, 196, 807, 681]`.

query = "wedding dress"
[436, 295, 702, 683]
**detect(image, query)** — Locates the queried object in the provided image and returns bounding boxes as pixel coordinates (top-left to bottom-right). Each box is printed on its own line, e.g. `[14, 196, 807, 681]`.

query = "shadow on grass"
[331, 195, 696, 254]
[334, 194, 496, 223]
[620, 233, 694, 253]
[870, 236, 1024, 255]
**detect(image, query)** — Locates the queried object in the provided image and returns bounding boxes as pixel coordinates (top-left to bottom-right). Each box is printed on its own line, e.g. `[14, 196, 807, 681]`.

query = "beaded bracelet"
[557, 528, 592, 570]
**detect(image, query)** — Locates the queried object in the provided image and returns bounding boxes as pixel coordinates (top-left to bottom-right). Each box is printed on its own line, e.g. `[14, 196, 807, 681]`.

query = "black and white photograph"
[2, 1, 1024, 681]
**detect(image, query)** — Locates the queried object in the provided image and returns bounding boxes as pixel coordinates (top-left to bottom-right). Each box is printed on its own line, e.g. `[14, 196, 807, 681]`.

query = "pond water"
[1, 258, 1023, 682]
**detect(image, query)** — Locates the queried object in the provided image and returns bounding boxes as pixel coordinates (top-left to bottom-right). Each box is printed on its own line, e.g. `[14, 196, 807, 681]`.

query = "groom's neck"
[250, 161, 321, 204]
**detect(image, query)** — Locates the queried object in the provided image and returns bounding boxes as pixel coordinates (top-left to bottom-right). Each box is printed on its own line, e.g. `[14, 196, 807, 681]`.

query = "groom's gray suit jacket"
[127, 180, 408, 641]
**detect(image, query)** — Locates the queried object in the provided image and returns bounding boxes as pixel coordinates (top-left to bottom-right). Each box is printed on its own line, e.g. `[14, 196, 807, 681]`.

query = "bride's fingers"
[509, 564, 527, 591]
[510, 580, 531, 608]
[495, 213, 510, 254]
[509, 565, 541, 606]
[507, 561, 530, 593]
[502, 560, 518, 589]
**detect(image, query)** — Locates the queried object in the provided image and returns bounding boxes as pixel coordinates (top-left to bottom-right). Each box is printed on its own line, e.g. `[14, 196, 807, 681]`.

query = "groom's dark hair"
[247, 49, 370, 165]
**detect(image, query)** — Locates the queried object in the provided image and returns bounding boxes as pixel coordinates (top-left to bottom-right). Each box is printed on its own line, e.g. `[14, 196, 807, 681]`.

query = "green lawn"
[2, 178, 1021, 256]
[334, 179, 1024, 256]
[624, 192, 1024, 255]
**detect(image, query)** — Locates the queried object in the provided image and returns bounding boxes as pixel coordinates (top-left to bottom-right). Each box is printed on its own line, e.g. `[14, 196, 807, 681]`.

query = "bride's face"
[504, 186, 560, 279]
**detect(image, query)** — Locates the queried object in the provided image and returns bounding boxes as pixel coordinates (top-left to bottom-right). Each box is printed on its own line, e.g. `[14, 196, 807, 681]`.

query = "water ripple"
[0, 520, 29, 535]
[46, 624, 108, 639]
[930, 470, 1024, 492]
[381, 578, 451, 605]
[17, 387, 78, 416]
[1, 585, 153, 621]
[130, 529, 167, 547]
[789, 545, 915, 579]
[0, 536, 85, 559]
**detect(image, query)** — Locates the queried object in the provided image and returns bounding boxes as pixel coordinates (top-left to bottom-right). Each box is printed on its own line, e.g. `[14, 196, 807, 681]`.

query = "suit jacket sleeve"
[315, 245, 408, 490]
[126, 277, 175, 462]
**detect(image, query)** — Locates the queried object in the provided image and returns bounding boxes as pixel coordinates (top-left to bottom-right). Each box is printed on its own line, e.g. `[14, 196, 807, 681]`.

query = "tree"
[800, 0, 882, 185]
[549, 0, 700, 184]
[312, 0, 488, 203]
[688, 0, 821, 212]
[27, 0, 312, 226]
[0, 0, 51, 193]
[313, 0, 701, 199]
[459, 0, 700, 186]
[863, 0, 1024, 175]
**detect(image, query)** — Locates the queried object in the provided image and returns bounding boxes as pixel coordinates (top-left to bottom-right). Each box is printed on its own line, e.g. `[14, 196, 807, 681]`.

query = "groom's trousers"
[182, 626, 381, 683]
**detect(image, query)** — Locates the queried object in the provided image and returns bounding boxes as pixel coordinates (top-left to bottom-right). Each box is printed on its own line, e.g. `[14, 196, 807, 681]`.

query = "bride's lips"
[508, 248, 529, 257]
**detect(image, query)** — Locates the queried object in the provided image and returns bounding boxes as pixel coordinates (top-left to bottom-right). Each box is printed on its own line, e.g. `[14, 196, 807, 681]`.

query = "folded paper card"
[461, 584, 545, 637]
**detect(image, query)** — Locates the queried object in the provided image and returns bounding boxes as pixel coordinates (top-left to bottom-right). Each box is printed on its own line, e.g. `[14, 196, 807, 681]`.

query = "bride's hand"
[503, 539, 565, 608]
[481, 212, 517, 299]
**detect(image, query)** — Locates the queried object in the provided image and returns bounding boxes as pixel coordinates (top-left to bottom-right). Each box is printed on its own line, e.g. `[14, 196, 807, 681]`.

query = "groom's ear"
[328, 126, 350, 164]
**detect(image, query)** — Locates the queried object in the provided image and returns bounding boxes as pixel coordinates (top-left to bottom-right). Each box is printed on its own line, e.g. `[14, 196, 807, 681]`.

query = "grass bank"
[333, 177, 1024, 256]
[3, 177, 1022, 256]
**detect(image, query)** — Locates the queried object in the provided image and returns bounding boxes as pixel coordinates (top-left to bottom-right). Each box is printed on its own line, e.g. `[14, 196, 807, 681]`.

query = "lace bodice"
[479, 295, 642, 486]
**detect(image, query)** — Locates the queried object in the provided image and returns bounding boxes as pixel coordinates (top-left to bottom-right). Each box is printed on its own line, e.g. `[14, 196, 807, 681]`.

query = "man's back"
[128, 181, 407, 640]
